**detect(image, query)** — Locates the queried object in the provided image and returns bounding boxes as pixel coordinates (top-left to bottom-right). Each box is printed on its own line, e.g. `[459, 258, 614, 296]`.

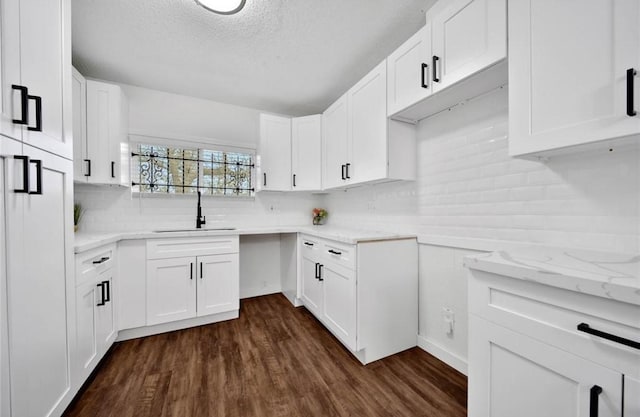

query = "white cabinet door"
[6, 144, 74, 417]
[147, 257, 197, 326]
[469, 316, 623, 417]
[321, 262, 357, 351]
[322, 93, 349, 189]
[349, 60, 388, 185]
[0, 0, 22, 141]
[509, 0, 640, 156]
[95, 270, 116, 351]
[259, 114, 291, 191]
[291, 115, 322, 191]
[625, 376, 640, 417]
[75, 281, 98, 383]
[301, 254, 323, 318]
[19, 0, 72, 159]
[431, 0, 506, 93]
[196, 254, 239, 317]
[72, 68, 88, 182]
[86, 80, 126, 185]
[387, 24, 432, 116]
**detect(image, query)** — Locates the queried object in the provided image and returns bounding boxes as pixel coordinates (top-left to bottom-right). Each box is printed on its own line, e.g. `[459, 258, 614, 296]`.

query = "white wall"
[324, 87, 640, 373]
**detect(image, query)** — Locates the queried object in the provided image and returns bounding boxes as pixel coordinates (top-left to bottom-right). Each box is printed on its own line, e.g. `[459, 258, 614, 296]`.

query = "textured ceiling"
[72, 0, 435, 116]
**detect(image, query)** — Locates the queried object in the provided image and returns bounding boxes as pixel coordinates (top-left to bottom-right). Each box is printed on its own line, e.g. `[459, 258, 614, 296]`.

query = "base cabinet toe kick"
[466, 267, 640, 417]
[299, 234, 418, 364]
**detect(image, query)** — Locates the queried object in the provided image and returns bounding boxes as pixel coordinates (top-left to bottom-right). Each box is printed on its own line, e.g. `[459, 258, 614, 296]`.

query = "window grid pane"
[131, 143, 255, 196]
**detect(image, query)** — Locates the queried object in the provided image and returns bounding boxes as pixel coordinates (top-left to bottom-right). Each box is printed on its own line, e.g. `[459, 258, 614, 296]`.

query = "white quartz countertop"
[464, 247, 640, 306]
[74, 226, 415, 254]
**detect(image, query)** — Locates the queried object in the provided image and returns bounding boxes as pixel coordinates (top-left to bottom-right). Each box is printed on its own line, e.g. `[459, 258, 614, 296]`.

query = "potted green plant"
[312, 208, 328, 225]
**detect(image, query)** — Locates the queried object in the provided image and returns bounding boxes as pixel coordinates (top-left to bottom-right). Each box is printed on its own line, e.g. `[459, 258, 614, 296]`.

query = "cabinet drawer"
[299, 235, 322, 257]
[147, 236, 239, 259]
[322, 240, 356, 271]
[469, 269, 640, 375]
[75, 244, 116, 286]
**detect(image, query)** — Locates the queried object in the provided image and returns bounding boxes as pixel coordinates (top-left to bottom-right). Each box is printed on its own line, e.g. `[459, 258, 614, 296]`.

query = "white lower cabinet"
[146, 237, 240, 326]
[74, 244, 117, 385]
[299, 234, 417, 364]
[467, 268, 640, 417]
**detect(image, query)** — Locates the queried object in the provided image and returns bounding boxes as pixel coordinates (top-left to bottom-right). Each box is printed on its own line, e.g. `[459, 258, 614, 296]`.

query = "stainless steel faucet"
[196, 191, 206, 229]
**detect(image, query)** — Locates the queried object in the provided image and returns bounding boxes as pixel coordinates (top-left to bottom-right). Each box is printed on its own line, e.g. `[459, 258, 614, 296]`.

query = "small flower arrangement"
[312, 208, 328, 225]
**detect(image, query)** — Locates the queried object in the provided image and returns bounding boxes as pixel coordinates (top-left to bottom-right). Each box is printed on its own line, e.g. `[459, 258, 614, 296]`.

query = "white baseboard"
[240, 284, 281, 299]
[417, 334, 468, 376]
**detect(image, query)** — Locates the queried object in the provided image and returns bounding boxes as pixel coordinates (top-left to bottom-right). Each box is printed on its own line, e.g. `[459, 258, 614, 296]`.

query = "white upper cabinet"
[322, 93, 350, 189]
[0, 0, 72, 159]
[259, 114, 291, 191]
[509, 0, 640, 157]
[72, 68, 88, 183]
[82, 80, 130, 186]
[387, 24, 433, 116]
[431, 0, 506, 93]
[291, 115, 322, 191]
[323, 61, 416, 190]
[388, 0, 507, 123]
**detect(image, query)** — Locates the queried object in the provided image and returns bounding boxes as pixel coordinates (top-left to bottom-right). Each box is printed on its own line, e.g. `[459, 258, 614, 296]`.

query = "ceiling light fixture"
[195, 0, 246, 15]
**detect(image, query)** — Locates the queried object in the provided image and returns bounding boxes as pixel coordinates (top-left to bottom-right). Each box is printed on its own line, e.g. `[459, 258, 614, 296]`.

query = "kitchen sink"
[152, 227, 236, 233]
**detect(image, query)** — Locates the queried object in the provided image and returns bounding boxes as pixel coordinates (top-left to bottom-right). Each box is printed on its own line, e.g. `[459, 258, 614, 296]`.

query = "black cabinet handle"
[96, 282, 105, 306]
[28, 159, 42, 195]
[13, 155, 30, 193]
[190, 262, 193, 280]
[318, 264, 324, 281]
[200, 262, 203, 279]
[292, 174, 296, 187]
[27, 95, 42, 132]
[11, 85, 28, 125]
[627, 68, 637, 117]
[590, 385, 602, 417]
[345, 163, 351, 179]
[421, 63, 428, 88]
[111, 161, 116, 178]
[92, 256, 110, 264]
[263, 173, 267, 187]
[328, 249, 342, 255]
[432, 56, 440, 83]
[341, 164, 346, 180]
[577, 323, 640, 350]
[84, 159, 91, 177]
[103, 280, 111, 303]
[304, 242, 314, 246]
[314, 262, 319, 279]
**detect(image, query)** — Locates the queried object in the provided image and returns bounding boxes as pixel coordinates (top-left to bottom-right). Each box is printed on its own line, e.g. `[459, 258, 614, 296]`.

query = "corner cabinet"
[291, 115, 322, 191]
[467, 268, 640, 417]
[508, 0, 640, 157]
[299, 234, 418, 364]
[322, 61, 416, 190]
[0, 0, 72, 159]
[1, 138, 76, 417]
[146, 236, 239, 326]
[258, 114, 292, 191]
[74, 77, 130, 185]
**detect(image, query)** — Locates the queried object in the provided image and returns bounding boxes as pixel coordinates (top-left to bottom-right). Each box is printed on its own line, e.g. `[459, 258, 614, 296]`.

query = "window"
[131, 143, 255, 196]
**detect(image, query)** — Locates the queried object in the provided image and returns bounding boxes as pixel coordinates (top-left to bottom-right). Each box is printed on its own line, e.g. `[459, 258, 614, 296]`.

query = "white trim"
[240, 284, 282, 300]
[128, 130, 256, 153]
[417, 334, 468, 376]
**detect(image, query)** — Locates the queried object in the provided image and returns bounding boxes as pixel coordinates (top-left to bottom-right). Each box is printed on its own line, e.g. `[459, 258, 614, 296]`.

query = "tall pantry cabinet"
[0, 0, 76, 416]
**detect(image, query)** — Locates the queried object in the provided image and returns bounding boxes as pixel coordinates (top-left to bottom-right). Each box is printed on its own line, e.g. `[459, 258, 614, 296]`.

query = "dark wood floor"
[64, 294, 467, 417]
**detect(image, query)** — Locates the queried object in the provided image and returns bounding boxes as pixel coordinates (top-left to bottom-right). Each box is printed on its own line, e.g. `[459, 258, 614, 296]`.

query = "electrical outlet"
[442, 308, 455, 336]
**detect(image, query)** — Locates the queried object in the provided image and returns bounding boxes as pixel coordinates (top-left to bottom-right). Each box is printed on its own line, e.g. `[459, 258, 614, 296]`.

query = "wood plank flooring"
[63, 294, 467, 417]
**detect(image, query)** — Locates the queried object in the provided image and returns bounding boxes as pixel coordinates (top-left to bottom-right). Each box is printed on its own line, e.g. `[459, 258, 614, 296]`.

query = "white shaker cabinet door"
[196, 254, 239, 317]
[72, 68, 88, 182]
[468, 316, 623, 417]
[95, 270, 116, 352]
[0, 0, 22, 142]
[259, 114, 291, 191]
[509, 0, 640, 156]
[321, 262, 357, 351]
[291, 115, 322, 191]
[301, 254, 323, 318]
[431, 0, 506, 93]
[322, 93, 349, 189]
[387, 24, 432, 116]
[625, 376, 640, 417]
[75, 281, 99, 383]
[147, 257, 197, 325]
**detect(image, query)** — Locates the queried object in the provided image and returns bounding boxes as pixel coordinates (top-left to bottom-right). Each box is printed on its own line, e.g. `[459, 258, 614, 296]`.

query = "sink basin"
[152, 227, 236, 233]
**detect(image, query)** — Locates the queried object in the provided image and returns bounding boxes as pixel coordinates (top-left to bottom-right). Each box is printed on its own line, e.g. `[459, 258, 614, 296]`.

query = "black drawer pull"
[292, 174, 296, 187]
[96, 282, 105, 306]
[328, 249, 342, 255]
[263, 172, 267, 187]
[28, 159, 42, 195]
[421, 63, 428, 88]
[12, 85, 29, 125]
[341, 164, 346, 180]
[577, 323, 640, 350]
[92, 256, 110, 264]
[432, 55, 440, 83]
[84, 159, 92, 177]
[590, 385, 602, 417]
[304, 242, 314, 246]
[345, 163, 351, 179]
[314, 262, 320, 279]
[111, 161, 116, 178]
[13, 155, 30, 193]
[318, 264, 324, 281]
[27, 95, 42, 132]
[627, 68, 637, 117]
[103, 280, 111, 302]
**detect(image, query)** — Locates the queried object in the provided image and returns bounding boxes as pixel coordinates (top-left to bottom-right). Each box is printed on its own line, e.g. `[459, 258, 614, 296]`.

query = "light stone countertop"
[464, 247, 640, 306]
[73, 226, 416, 254]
